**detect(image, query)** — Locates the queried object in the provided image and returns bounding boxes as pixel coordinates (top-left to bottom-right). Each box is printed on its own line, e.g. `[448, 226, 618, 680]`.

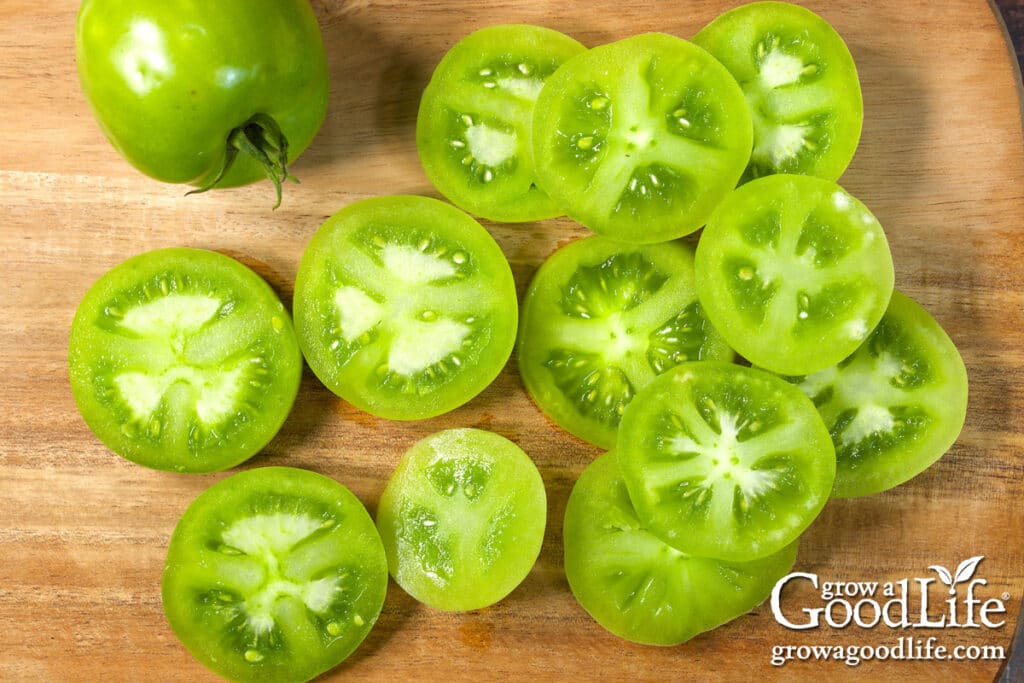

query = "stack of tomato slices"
[410, 2, 968, 646]
[67, 1, 972, 678]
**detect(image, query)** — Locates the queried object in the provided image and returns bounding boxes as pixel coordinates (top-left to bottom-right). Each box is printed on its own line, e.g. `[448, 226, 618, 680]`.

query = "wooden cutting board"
[2, 1, 1023, 680]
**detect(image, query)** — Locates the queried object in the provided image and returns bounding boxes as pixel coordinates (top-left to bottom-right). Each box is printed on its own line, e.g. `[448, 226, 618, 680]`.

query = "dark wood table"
[997, 0, 1024, 73]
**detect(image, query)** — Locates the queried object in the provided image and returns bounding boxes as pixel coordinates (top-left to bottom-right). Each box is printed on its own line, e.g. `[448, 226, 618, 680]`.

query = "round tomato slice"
[694, 174, 894, 376]
[517, 236, 733, 449]
[293, 196, 517, 420]
[693, 1, 863, 183]
[417, 24, 586, 222]
[375, 429, 546, 611]
[532, 32, 753, 243]
[617, 361, 835, 561]
[564, 451, 798, 645]
[775, 290, 969, 497]
[68, 248, 302, 473]
[162, 466, 388, 682]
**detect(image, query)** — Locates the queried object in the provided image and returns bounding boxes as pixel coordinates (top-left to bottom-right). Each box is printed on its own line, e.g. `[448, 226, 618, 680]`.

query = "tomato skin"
[75, 0, 329, 189]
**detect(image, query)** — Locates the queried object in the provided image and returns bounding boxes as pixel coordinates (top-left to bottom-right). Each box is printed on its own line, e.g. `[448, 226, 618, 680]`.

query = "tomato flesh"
[532, 33, 753, 243]
[776, 291, 969, 497]
[375, 429, 546, 611]
[564, 451, 798, 645]
[695, 174, 894, 375]
[617, 361, 835, 561]
[293, 196, 518, 420]
[68, 248, 302, 473]
[162, 467, 388, 682]
[694, 1, 863, 182]
[417, 24, 586, 221]
[518, 236, 733, 449]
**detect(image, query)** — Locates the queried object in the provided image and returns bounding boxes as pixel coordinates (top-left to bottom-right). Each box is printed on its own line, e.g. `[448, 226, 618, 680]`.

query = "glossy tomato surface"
[68, 248, 303, 473]
[75, 0, 328, 194]
[417, 24, 585, 222]
[162, 467, 388, 682]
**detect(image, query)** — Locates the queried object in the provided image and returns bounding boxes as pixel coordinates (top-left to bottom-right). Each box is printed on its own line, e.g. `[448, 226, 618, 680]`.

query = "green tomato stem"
[186, 113, 296, 209]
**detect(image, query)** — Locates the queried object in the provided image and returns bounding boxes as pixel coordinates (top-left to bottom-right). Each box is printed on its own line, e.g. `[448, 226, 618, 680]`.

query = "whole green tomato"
[75, 0, 329, 206]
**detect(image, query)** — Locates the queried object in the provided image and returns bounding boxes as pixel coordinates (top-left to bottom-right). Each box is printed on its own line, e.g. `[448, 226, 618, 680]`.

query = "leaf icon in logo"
[929, 556, 984, 595]
[929, 564, 954, 589]
[954, 555, 985, 583]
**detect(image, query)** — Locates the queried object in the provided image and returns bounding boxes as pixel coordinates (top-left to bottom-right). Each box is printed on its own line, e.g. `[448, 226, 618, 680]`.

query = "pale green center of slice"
[220, 513, 342, 635]
[119, 293, 221, 336]
[755, 122, 812, 164]
[465, 124, 517, 167]
[382, 243, 459, 284]
[334, 285, 385, 342]
[840, 403, 895, 446]
[388, 318, 471, 375]
[760, 50, 806, 89]
[495, 75, 544, 100]
[115, 366, 248, 425]
[110, 292, 258, 426]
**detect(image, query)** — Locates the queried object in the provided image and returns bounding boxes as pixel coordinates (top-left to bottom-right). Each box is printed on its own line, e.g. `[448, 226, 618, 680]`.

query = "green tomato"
[773, 290, 969, 498]
[375, 429, 546, 611]
[75, 0, 329, 205]
[564, 451, 798, 645]
[68, 248, 303, 473]
[617, 361, 835, 561]
[162, 466, 388, 682]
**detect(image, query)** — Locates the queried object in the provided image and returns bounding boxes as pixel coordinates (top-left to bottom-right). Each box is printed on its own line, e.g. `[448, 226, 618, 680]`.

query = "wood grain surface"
[2, 1, 1023, 681]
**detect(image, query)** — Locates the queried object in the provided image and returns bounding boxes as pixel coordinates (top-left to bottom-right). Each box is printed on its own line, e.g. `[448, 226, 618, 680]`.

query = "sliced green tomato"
[517, 236, 733, 449]
[293, 196, 517, 420]
[67, 248, 302, 473]
[375, 429, 546, 611]
[773, 291, 968, 497]
[617, 361, 835, 561]
[564, 451, 798, 645]
[694, 1, 863, 182]
[162, 467, 388, 682]
[532, 32, 753, 243]
[417, 24, 586, 222]
[695, 174, 894, 376]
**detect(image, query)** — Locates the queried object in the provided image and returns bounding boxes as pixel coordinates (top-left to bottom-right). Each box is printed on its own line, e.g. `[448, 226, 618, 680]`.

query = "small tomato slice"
[617, 361, 835, 561]
[293, 196, 517, 420]
[162, 466, 388, 682]
[417, 24, 586, 222]
[375, 429, 546, 611]
[532, 33, 753, 243]
[775, 290, 969, 497]
[68, 248, 302, 473]
[695, 174, 894, 376]
[518, 236, 732, 449]
[564, 451, 798, 645]
[694, 1, 863, 182]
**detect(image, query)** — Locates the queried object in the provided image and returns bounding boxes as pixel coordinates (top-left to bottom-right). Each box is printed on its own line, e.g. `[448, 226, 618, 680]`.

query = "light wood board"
[1, 1, 1023, 680]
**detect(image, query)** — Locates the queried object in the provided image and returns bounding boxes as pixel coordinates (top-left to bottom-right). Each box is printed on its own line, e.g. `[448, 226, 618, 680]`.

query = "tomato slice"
[694, 174, 894, 376]
[564, 451, 798, 645]
[162, 466, 388, 682]
[293, 196, 518, 420]
[517, 236, 733, 449]
[375, 429, 546, 611]
[774, 290, 969, 497]
[617, 361, 835, 561]
[532, 32, 753, 243]
[693, 1, 863, 182]
[67, 248, 302, 472]
[417, 24, 586, 222]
